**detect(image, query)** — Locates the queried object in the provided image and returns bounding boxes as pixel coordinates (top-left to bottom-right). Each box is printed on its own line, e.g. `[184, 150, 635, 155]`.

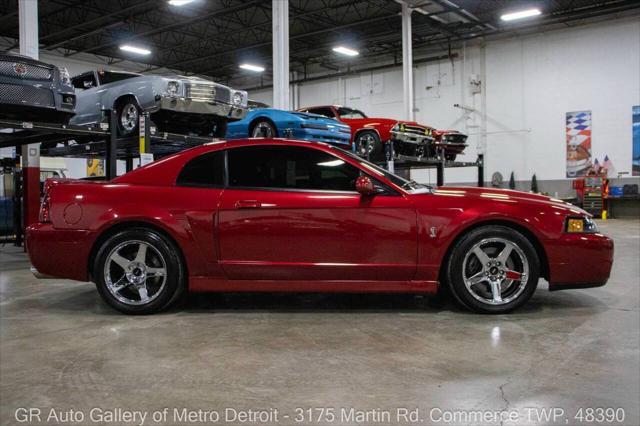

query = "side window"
[307, 107, 335, 118]
[176, 151, 225, 187]
[72, 73, 97, 90]
[228, 146, 360, 192]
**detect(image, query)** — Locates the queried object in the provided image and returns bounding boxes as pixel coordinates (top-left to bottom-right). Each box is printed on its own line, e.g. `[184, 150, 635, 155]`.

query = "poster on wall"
[86, 158, 105, 177]
[566, 110, 592, 177]
[633, 105, 640, 176]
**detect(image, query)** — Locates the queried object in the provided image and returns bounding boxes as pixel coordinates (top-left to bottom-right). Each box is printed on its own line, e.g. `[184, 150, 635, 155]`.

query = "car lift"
[0, 110, 218, 245]
[360, 141, 484, 187]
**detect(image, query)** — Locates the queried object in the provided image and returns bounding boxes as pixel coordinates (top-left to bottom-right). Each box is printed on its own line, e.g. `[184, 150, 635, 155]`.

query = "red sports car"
[27, 139, 613, 315]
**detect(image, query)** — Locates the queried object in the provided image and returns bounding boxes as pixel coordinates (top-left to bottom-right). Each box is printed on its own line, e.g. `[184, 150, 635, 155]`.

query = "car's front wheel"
[94, 228, 185, 314]
[355, 130, 382, 159]
[446, 225, 540, 314]
[251, 120, 277, 138]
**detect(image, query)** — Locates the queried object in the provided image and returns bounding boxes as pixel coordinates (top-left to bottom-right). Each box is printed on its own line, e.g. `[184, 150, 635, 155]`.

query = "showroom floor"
[1, 219, 638, 425]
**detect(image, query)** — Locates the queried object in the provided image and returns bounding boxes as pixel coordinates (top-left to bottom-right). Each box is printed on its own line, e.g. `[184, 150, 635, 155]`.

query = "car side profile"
[69, 70, 248, 137]
[226, 106, 351, 146]
[27, 139, 613, 315]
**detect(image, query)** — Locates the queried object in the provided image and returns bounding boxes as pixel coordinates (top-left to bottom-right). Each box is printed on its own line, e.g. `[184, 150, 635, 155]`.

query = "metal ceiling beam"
[66, 0, 262, 56]
[40, 0, 160, 46]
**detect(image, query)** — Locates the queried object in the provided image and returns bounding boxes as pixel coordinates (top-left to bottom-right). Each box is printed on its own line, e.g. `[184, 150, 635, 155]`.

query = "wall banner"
[566, 110, 592, 177]
[633, 105, 640, 176]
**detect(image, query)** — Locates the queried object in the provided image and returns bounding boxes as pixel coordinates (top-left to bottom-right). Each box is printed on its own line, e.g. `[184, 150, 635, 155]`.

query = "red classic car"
[27, 139, 613, 315]
[433, 129, 468, 162]
[297, 105, 433, 159]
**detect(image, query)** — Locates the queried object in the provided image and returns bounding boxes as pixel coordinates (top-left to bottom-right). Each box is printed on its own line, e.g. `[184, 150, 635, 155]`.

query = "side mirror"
[355, 175, 376, 196]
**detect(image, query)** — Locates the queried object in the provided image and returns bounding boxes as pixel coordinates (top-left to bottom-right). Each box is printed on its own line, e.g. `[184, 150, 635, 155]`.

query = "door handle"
[234, 200, 262, 209]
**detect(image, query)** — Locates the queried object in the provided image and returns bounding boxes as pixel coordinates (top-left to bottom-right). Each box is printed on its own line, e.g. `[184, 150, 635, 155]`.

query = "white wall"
[246, 17, 640, 187]
[484, 17, 640, 184]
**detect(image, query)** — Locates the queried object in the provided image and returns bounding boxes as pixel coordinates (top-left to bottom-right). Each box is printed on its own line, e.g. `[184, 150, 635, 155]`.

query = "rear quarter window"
[176, 151, 225, 187]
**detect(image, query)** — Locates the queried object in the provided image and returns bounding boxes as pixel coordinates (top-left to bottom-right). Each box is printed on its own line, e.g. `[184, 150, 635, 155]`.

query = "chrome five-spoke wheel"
[447, 225, 540, 313]
[104, 241, 167, 306]
[462, 238, 529, 305]
[95, 228, 184, 314]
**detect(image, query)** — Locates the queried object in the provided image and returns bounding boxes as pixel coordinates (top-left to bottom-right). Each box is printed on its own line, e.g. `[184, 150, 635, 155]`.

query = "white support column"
[272, 0, 289, 110]
[401, 2, 414, 121]
[19, 0, 41, 228]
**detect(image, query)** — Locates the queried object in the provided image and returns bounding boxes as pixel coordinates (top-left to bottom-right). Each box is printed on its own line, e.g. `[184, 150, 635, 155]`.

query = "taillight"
[39, 191, 51, 223]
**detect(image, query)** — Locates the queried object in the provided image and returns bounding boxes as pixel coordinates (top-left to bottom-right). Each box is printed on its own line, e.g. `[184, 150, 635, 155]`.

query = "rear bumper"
[26, 223, 93, 282]
[546, 232, 614, 289]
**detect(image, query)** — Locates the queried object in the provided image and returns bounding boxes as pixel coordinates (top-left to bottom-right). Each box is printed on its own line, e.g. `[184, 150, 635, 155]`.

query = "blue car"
[225, 106, 351, 146]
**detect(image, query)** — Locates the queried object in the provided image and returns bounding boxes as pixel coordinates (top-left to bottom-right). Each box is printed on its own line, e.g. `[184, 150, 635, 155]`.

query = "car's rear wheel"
[251, 120, 277, 138]
[446, 225, 540, 314]
[94, 228, 185, 314]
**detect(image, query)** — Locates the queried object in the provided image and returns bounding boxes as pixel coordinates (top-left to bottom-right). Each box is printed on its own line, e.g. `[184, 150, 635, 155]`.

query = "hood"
[434, 186, 589, 215]
[341, 117, 398, 126]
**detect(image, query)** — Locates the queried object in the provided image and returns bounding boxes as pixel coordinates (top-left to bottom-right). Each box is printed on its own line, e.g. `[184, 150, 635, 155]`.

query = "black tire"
[446, 225, 540, 314]
[445, 153, 457, 162]
[115, 98, 140, 136]
[250, 120, 277, 138]
[94, 227, 185, 315]
[355, 130, 382, 159]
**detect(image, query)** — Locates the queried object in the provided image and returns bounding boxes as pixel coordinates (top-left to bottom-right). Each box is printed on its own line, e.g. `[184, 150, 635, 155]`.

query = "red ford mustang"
[27, 139, 613, 315]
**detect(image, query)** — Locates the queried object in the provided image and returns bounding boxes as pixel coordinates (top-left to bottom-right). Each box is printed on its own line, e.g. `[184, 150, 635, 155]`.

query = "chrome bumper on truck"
[159, 96, 246, 120]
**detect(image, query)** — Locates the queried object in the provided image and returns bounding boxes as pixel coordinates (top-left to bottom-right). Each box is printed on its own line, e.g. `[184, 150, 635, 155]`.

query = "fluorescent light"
[332, 46, 359, 57]
[500, 8, 541, 21]
[119, 44, 151, 55]
[239, 63, 265, 72]
[168, 0, 195, 5]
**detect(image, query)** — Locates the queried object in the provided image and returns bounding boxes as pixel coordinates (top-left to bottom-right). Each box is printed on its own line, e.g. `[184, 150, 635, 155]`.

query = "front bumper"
[546, 232, 614, 289]
[391, 130, 434, 146]
[434, 142, 467, 154]
[26, 223, 93, 282]
[287, 128, 351, 145]
[159, 95, 247, 120]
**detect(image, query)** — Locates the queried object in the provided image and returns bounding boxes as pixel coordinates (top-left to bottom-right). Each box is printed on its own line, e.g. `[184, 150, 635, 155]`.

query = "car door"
[217, 144, 418, 281]
[71, 72, 102, 125]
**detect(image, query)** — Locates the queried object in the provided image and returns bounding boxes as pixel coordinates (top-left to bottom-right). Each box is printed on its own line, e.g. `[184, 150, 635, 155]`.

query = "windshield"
[337, 107, 367, 119]
[97, 71, 138, 85]
[331, 147, 432, 192]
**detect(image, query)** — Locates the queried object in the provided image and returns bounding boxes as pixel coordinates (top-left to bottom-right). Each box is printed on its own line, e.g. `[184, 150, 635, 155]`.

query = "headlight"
[232, 91, 243, 105]
[166, 80, 180, 96]
[59, 67, 71, 86]
[565, 216, 598, 233]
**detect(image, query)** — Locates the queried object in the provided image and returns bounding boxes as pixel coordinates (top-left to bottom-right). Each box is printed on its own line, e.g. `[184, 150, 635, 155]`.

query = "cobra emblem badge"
[430, 227, 437, 238]
[13, 62, 27, 77]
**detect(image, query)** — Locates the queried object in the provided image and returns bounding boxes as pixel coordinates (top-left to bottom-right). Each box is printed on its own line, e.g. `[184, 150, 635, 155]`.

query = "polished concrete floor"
[1, 219, 638, 426]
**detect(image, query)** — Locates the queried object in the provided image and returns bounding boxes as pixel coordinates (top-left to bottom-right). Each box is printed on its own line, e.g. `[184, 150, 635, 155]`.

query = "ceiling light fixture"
[500, 8, 542, 21]
[119, 45, 151, 55]
[332, 46, 359, 57]
[168, 0, 195, 6]
[239, 63, 265, 72]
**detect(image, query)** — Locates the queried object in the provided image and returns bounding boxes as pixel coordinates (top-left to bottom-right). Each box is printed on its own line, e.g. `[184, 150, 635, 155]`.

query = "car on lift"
[0, 53, 75, 124]
[226, 103, 351, 146]
[433, 129, 468, 162]
[390, 124, 468, 162]
[69, 70, 248, 137]
[27, 139, 613, 315]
